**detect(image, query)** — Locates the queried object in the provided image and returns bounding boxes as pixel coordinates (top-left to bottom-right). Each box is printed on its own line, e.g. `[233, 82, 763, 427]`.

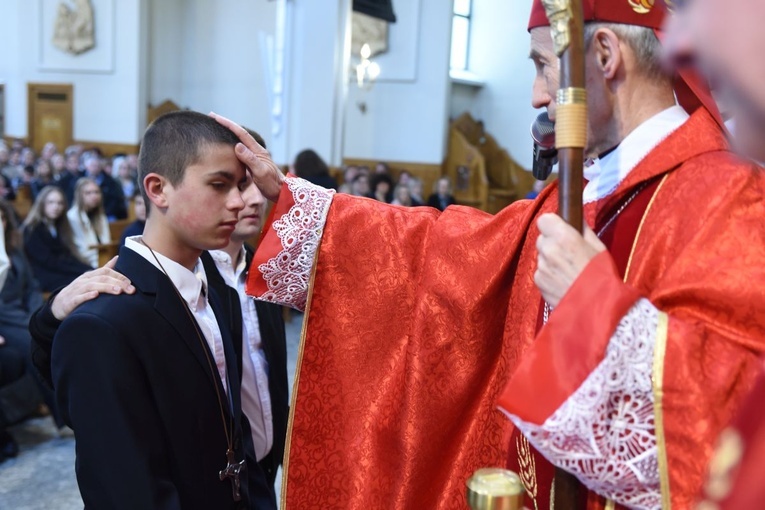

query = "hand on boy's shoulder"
[51, 257, 135, 320]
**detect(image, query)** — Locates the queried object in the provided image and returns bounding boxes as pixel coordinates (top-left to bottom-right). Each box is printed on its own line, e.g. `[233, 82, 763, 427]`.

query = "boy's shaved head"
[138, 111, 240, 208]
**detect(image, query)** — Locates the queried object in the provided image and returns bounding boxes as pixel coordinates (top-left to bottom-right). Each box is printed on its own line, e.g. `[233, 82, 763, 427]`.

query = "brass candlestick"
[467, 468, 525, 510]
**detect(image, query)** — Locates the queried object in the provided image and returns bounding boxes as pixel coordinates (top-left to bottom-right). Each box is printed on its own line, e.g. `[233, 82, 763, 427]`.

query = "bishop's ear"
[591, 27, 622, 80]
[143, 173, 169, 210]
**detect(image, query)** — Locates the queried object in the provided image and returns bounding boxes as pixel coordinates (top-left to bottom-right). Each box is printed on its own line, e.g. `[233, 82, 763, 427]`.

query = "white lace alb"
[257, 178, 335, 311]
[505, 298, 662, 510]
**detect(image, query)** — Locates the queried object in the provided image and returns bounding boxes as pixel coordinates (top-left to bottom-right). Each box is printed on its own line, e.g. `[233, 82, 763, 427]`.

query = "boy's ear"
[143, 173, 169, 209]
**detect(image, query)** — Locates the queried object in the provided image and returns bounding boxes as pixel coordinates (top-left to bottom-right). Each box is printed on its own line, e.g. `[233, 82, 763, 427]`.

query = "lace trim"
[257, 178, 335, 311]
[507, 299, 661, 510]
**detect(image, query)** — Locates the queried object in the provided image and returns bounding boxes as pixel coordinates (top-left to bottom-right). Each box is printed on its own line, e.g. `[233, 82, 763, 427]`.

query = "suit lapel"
[116, 247, 231, 406]
[208, 287, 242, 426]
[201, 251, 245, 379]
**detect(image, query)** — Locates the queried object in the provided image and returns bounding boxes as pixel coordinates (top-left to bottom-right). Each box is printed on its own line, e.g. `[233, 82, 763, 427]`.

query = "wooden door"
[27, 83, 73, 153]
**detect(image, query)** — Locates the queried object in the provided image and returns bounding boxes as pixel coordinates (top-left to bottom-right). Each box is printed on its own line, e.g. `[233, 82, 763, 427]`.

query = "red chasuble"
[697, 361, 765, 509]
[248, 109, 765, 509]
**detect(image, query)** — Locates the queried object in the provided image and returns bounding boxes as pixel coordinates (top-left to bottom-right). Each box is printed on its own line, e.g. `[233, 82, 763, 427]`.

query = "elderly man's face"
[529, 27, 611, 156]
[666, 0, 765, 160]
[530, 28, 561, 121]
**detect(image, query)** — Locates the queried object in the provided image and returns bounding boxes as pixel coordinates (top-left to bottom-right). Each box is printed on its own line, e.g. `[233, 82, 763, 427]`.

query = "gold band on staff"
[555, 87, 587, 149]
[466, 468, 525, 510]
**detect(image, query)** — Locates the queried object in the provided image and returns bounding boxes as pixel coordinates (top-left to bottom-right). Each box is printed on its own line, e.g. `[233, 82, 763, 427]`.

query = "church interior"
[0, 0, 546, 507]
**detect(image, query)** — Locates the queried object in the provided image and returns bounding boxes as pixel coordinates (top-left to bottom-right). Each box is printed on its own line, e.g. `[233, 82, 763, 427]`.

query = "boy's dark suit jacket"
[50, 247, 275, 510]
[201, 247, 289, 488]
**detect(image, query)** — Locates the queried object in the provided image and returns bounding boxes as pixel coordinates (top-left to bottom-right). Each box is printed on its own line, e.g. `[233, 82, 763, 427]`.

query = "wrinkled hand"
[534, 213, 606, 308]
[51, 257, 135, 320]
[210, 112, 285, 201]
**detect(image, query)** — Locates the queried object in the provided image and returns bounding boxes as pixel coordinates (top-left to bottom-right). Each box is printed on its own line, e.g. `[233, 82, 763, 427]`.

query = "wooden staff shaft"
[553, 0, 585, 506]
[557, 1, 585, 233]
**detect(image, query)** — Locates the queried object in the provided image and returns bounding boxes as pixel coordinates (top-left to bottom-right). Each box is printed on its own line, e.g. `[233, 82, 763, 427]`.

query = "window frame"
[450, 0, 473, 72]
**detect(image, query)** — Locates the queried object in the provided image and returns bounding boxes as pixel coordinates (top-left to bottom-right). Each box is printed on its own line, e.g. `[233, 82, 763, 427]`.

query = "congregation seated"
[292, 149, 339, 190]
[0, 199, 59, 436]
[111, 156, 138, 209]
[400, 174, 425, 206]
[29, 159, 56, 200]
[119, 193, 146, 246]
[368, 173, 394, 203]
[0, 144, 10, 179]
[21, 186, 91, 292]
[337, 165, 360, 194]
[391, 184, 416, 207]
[55, 151, 85, 207]
[50, 153, 66, 180]
[67, 178, 111, 268]
[83, 154, 127, 221]
[0, 174, 15, 202]
[0, 337, 25, 464]
[349, 173, 370, 196]
[427, 177, 458, 211]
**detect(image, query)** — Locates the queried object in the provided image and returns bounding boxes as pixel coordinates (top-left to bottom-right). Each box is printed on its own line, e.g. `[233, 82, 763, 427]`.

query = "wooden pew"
[147, 100, 182, 126]
[109, 218, 133, 243]
[447, 112, 536, 213]
[339, 159, 442, 199]
[14, 184, 34, 220]
[443, 128, 489, 210]
[96, 242, 120, 268]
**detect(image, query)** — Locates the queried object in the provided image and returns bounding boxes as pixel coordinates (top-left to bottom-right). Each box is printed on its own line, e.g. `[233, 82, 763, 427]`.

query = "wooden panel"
[75, 140, 140, 157]
[448, 111, 537, 212]
[108, 219, 133, 243]
[2, 136, 28, 146]
[14, 184, 33, 220]
[443, 129, 488, 210]
[147, 99, 182, 126]
[96, 243, 120, 267]
[27, 83, 73, 154]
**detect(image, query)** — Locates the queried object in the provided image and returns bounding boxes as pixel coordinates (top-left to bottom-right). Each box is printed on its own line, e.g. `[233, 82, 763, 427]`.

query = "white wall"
[0, 1, 22, 132]
[1, 0, 148, 144]
[450, 0, 538, 169]
[0, 0, 535, 168]
[175, 0, 276, 153]
[284, 0, 347, 167]
[343, 0, 453, 164]
[148, 0, 183, 107]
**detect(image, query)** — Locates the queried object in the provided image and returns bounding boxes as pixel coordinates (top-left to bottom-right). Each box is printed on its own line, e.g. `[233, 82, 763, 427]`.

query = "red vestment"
[248, 109, 765, 509]
[696, 360, 765, 509]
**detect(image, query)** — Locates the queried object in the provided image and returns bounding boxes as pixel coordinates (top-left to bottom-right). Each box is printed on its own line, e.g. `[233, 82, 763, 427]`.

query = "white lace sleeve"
[256, 178, 335, 311]
[504, 298, 661, 510]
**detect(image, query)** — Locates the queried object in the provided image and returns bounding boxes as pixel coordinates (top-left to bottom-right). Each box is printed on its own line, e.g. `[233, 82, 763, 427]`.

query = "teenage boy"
[201, 169, 289, 489]
[50, 111, 275, 509]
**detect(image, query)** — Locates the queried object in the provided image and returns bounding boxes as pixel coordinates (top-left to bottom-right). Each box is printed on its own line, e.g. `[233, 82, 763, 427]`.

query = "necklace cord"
[140, 240, 234, 451]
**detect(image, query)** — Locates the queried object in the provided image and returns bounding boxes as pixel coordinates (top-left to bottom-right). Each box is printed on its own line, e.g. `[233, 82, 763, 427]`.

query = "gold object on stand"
[466, 468, 525, 510]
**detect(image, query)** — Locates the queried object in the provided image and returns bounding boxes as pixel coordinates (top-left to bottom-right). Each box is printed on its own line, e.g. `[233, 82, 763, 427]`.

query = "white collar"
[209, 245, 247, 282]
[125, 236, 208, 307]
[583, 105, 689, 204]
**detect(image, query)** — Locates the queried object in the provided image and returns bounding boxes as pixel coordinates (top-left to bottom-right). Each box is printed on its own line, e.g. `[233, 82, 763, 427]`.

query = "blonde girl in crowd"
[22, 186, 91, 292]
[67, 178, 110, 267]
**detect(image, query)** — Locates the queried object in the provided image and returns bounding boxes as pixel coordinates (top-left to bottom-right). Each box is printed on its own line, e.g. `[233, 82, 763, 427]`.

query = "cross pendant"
[219, 448, 246, 501]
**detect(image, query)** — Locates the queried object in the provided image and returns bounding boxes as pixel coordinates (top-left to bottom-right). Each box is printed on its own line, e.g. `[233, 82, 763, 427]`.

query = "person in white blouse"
[67, 177, 110, 267]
